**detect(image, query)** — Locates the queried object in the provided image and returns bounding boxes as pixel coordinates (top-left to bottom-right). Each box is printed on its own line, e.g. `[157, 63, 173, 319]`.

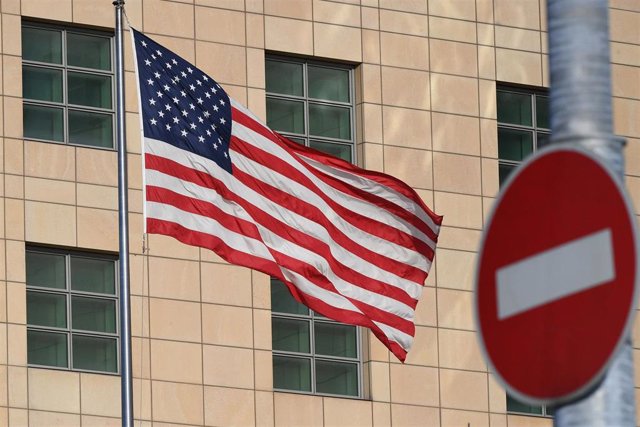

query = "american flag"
[131, 28, 442, 361]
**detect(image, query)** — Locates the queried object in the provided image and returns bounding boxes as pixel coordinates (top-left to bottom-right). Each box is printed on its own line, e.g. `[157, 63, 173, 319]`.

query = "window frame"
[21, 21, 116, 150]
[506, 393, 555, 418]
[26, 246, 120, 374]
[497, 84, 550, 185]
[270, 287, 363, 398]
[265, 56, 362, 397]
[265, 54, 357, 164]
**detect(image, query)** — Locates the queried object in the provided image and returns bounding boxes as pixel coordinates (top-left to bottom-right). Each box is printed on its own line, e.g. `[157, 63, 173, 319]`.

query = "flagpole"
[114, 1, 134, 426]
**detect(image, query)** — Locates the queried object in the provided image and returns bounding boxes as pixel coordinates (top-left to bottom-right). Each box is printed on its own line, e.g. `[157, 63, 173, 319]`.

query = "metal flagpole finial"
[113, 0, 125, 7]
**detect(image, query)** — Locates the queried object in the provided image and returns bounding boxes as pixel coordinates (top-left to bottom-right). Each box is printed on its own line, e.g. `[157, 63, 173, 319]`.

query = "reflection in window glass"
[273, 356, 311, 392]
[497, 91, 532, 126]
[22, 66, 63, 102]
[309, 103, 351, 140]
[67, 33, 111, 71]
[23, 104, 64, 142]
[266, 60, 304, 97]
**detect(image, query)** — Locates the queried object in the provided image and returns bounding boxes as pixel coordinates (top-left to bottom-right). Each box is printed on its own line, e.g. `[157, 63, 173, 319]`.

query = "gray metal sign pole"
[113, 1, 134, 426]
[548, 0, 636, 425]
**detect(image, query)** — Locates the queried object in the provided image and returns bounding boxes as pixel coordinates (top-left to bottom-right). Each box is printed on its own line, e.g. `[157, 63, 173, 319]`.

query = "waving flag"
[131, 28, 442, 361]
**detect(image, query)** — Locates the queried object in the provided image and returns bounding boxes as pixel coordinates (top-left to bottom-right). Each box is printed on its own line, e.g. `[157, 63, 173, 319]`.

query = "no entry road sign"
[475, 146, 639, 405]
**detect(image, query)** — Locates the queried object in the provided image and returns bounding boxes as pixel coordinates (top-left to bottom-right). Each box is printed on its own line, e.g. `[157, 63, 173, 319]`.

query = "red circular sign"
[475, 146, 639, 405]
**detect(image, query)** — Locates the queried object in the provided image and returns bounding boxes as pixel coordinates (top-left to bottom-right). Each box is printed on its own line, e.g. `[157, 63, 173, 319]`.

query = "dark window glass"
[536, 95, 550, 129]
[308, 66, 350, 102]
[315, 360, 358, 396]
[27, 292, 67, 328]
[68, 72, 112, 108]
[272, 318, 310, 353]
[26, 252, 66, 289]
[271, 279, 308, 315]
[273, 355, 311, 392]
[314, 322, 357, 358]
[67, 33, 111, 71]
[27, 330, 68, 367]
[70, 257, 116, 294]
[23, 105, 64, 142]
[72, 335, 117, 372]
[266, 98, 305, 135]
[23, 66, 63, 102]
[22, 27, 62, 64]
[309, 104, 350, 140]
[266, 60, 303, 97]
[71, 297, 116, 333]
[309, 140, 352, 162]
[498, 128, 533, 161]
[497, 91, 532, 126]
[68, 110, 113, 148]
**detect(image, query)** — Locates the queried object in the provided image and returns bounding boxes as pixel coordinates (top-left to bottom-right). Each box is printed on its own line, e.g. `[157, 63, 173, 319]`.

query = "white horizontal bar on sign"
[496, 228, 615, 320]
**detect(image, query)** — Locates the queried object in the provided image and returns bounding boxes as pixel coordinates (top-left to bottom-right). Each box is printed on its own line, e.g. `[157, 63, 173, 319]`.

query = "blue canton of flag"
[132, 28, 233, 173]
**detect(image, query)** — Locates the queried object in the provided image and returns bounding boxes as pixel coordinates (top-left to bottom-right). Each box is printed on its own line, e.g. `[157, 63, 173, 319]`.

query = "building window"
[507, 394, 555, 417]
[266, 56, 360, 397]
[22, 23, 115, 148]
[271, 279, 361, 397]
[497, 86, 550, 186]
[26, 247, 119, 373]
[499, 85, 553, 417]
[265, 56, 355, 162]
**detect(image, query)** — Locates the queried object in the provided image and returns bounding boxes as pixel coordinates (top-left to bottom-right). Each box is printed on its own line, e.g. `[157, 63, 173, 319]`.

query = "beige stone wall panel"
[430, 39, 478, 77]
[143, 0, 194, 39]
[77, 207, 118, 251]
[389, 403, 440, 426]
[314, 23, 362, 62]
[382, 145, 432, 190]
[435, 247, 477, 291]
[149, 298, 202, 342]
[264, 16, 313, 55]
[29, 369, 80, 412]
[196, 6, 246, 46]
[441, 409, 490, 427]
[432, 112, 480, 155]
[614, 97, 640, 138]
[430, 0, 476, 21]
[150, 339, 203, 384]
[440, 368, 488, 411]
[389, 364, 439, 406]
[437, 288, 474, 330]
[72, 0, 114, 28]
[22, 0, 72, 23]
[202, 303, 253, 347]
[204, 386, 256, 426]
[431, 73, 478, 116]
[429, 16, 476, 43]
[274, 392, 323, 427]
[314, 0, 361, 27]
[495, 26, 542, 52]
[323, 397, 373, 426]
[438, 328, 485, 371]
[380, 33, 429, 70]
[379, 9, 428, 37]
[151, 381, 204, 425]
[29, 410, 81, 426]
[494, 0, 541, 29]
[378, 0, 428, 15]
[25, 201, 75, 246]
[496, 48, 542, 86]
[382, 106, 431, 150]
[381, 67, 429, 109]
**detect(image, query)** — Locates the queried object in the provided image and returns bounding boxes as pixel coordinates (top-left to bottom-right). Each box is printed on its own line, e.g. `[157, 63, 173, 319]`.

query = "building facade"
[1, 0, 640, 425]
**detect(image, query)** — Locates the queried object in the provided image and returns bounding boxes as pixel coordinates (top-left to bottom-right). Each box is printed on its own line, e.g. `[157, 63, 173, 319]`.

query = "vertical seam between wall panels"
[425, 1, 442, 425]
[474, 1, 492, 422]
[192, 4, 206, 425]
